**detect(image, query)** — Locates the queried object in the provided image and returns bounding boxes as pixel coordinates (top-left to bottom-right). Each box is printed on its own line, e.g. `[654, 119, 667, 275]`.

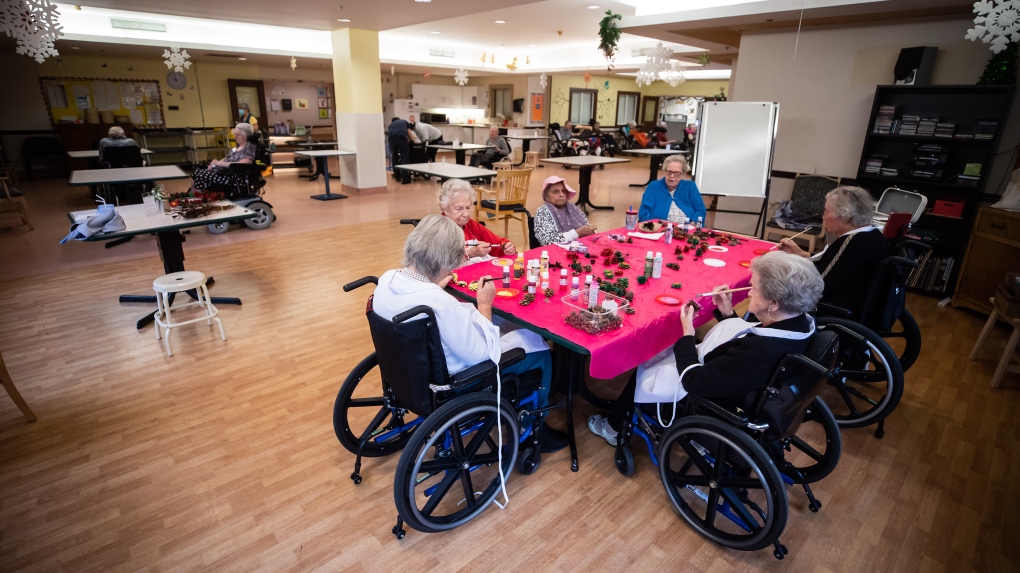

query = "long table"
[67, 148, 154, 159]
[540, 156, 630, 213]
[447, 226, 772, 470]
[425, 143, 494, 165]
[394, 162, 496, 182]
[621, 148, 690, 188]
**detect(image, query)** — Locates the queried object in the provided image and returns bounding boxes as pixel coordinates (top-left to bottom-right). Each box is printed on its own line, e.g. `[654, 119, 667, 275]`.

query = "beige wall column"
[332, 28, 386, 193]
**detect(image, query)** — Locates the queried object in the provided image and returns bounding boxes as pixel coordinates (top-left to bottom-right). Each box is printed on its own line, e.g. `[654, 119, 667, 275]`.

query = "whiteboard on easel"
[693, 102, 779, 199]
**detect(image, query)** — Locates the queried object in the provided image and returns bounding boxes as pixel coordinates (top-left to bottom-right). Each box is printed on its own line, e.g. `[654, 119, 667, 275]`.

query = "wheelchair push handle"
[399, 219, 420, 227]
[781, 353, 832, 377]
[393, 305, 437, 324]
[343, 276, 378, 292]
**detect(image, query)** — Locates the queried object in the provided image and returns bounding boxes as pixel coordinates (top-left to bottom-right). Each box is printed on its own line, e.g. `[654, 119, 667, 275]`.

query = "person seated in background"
[653, 122, 679, 149]
[372, 214, 567, 452]
[409, 115, 445, 161]
[97, 126, 138, 162]
[590, 120, 617, 154]
[620, 120, 637, 139]
[469, 126, 511, 168]
[188, 123, 255, 192]
[438, 179, 517, 262]
[556, 121, 575, 142]
[778, 185, 886, 317]
[533, 175, 596, 246]
[237, 103, 259, 132]
[638, 154, 705, 224]
[588, 252, 823, 446]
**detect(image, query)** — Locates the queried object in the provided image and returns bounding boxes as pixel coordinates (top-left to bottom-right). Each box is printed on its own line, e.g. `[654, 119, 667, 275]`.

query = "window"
[492, 86, 513, 118]
[569, 88, 597, 125]
[616, 91, 640, 126]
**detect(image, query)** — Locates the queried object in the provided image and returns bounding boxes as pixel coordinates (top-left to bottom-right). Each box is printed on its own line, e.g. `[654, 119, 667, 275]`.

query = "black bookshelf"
[856, 85, 1016, 298]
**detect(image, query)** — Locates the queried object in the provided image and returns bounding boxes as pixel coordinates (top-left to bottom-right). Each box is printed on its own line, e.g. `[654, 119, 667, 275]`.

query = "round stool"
[524, 151, 540, 170]
[152, 271, 226, 357]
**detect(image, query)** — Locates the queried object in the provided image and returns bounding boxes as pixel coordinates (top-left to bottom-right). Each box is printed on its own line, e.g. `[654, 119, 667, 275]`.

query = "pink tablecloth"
[448, 227, 774, 379]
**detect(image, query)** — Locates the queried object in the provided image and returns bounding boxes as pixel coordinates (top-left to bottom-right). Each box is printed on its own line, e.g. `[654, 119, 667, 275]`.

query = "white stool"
[152, 271, 226, 357]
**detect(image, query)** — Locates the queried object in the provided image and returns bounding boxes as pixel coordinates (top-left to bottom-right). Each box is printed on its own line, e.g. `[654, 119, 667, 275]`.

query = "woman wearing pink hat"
[533, 176, 597, 246]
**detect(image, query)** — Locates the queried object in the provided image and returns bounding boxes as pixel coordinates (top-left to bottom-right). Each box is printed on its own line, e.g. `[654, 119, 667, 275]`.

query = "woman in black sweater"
[589, 252, 825, 445]
[779, 185, 886, 317]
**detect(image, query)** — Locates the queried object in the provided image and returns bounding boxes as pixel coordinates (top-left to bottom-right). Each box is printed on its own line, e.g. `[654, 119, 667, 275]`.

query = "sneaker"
[588, 414, 618, 447]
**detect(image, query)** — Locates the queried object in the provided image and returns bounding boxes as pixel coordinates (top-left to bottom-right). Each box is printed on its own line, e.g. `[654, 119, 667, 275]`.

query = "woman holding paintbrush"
[589, 252, 824, 446]
[777, 186, 886, 317]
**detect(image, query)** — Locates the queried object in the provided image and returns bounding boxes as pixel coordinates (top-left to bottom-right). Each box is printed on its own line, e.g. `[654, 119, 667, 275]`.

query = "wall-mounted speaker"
[894, 46, 938, 86]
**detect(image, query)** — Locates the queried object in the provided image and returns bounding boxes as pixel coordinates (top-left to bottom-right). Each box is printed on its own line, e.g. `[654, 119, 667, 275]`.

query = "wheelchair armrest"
[886, 255, 919, 270]
[686, 394, 750, 427]
[393, 305, 437, 324]
[780, 353, 832, 377]
[342, 276, 378, 292]
[448, 348, 526, 390]
[398, 219, 420, 227]
[821, 322, 865, 343]
[816, 302, 853, 318]
[897, 239, 932, 253]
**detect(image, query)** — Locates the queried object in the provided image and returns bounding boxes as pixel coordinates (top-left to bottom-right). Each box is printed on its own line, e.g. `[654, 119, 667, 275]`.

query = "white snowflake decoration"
[1, 0, 63, 63]
[967, 0, 1020, 54]
[539, 72, 547, 89]
[290, 56, 297, 71]
[454, 68, 469, 86]
[635, 42, 675, 86]
[162, 47, 191, 73]
[663, 62, 687, 88]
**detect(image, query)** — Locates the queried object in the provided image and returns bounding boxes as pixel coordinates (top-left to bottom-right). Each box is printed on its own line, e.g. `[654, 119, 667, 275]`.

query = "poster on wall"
[318, 108, 331, 119]
[295, 99, 309, 110]
[317, 97, 328, 108]
[530, 93, 544, 125]
[282, 99, 292, 111]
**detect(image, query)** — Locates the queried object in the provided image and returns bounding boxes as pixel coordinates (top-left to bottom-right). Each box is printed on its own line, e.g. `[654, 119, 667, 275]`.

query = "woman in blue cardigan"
[638, 155, 706, 223]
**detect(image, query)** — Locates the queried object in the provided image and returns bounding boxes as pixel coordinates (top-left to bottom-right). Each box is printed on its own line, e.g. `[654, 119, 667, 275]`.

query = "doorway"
[641, 96, 660, 129]
[227, 79, 266, 126]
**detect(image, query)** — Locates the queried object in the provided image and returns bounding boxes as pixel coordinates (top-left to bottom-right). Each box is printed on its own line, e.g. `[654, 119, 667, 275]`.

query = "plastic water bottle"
[652, 252, 663, 279]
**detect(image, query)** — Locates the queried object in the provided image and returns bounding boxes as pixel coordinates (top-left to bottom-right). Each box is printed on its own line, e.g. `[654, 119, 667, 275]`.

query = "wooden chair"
[970, 296, 1020, 388]
[764, 174, 841, 254]
[492, 158, 513, 171]
[476, 168, 531, 241]
[1, 349, 37, 423]
[0, 175, 33, 231]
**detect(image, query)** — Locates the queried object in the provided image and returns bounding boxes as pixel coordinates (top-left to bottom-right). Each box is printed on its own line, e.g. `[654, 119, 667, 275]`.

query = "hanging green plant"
[698, 53, 711, 67]
[598, 10, 623, 69]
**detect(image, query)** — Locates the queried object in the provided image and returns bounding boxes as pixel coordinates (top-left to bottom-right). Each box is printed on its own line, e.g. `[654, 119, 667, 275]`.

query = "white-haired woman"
[373, 214, 567, 452]
[533, 175, 596, 246]
[589, 252, 824, 445]
[638, 154, 705, 223]
[189, 123, 256, 192]
[97, 125, 138, 162]
[438, 179, 517, 261]
[778, 185, 886, 316]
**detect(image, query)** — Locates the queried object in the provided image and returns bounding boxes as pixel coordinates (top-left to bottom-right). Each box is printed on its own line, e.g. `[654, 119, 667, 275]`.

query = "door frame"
[641, 96, 660, 129]
[227, 79, 267, 125]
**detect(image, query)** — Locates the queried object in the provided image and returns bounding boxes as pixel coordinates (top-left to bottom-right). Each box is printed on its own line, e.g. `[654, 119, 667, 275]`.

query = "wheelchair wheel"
[243, 201, 275, 230]
[780, 397, 842, 484]
[658, 416, 788, 552]
[207, 222, 230, 234]
[877, 309, 921, 373]
[333, 353, 417, 457]
[394, 392, 519, 533]
[615, 444, 635, 477]
[518, 446, 541, 475]
[815, 318, 904, 429]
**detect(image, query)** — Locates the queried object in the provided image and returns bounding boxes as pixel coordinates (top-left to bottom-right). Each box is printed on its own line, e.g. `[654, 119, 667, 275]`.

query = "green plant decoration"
[698, 53, 711, 67]
[598, 10, 623, 70]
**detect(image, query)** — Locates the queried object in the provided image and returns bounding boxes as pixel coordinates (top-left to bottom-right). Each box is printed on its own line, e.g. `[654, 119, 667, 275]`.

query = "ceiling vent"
[205, 53, 242, 58]
[110, 18, 166, 32]
[429, 49, 455, 58]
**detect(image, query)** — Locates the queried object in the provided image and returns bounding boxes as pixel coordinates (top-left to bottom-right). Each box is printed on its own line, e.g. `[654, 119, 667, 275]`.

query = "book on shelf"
[934, 122, 956, 138]
[974, 118, 998, 139]
[873, 105, 900, 134]
[963, 163, 982, 176]
[899, 114, 920, 135]
[906, 252, 955, 294]
[916, 115, 940, 137]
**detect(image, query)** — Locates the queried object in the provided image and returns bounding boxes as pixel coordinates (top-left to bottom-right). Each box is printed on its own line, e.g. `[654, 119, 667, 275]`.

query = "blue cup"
[98, 203, 115, 214]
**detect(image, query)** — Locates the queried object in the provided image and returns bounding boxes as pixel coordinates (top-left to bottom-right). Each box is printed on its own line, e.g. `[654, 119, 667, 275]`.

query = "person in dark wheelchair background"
[589, 251, 824, 446]
[778, 185, 886, 318]
[373, 214, 568, 452]
[188, 123, 256, 192]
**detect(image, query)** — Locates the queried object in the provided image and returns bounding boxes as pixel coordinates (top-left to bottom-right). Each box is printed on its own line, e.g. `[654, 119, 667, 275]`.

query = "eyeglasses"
[665, 170, 683, 177]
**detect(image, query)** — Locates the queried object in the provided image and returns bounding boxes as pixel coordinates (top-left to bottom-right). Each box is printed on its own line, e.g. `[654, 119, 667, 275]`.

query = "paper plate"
[754, 248, 771, 255]
[707, 245, 728, 253]
[655, 294, 682, 306]
[702, 258, 726, 268]
[739, 261, 752, 268]
[491, 258, 514, 267]
[495, 288, 520, 298]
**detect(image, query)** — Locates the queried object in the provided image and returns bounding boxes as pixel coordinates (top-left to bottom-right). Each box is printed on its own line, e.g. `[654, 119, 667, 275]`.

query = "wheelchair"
[205, 132, 276, 234]
[610, 328, 842, 559]
[334, 276, 559, 538]
[812, 239, 929, 437]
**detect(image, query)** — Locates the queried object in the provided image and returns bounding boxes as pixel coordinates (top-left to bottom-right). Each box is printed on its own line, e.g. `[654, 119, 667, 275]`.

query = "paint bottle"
[587, 277, 600, 310]
[644, 251, 654, 277]
[560, 269, 568, 289]
[513, 254, 524, 279]
[541, 272, 549, 290]
[540, 250, 549, 275]
[502, 265, 511, 287]
[697, 216, 703, 231]
[527, 275, 537, 295]
[570, 276, 580, 300]
[652, 252, 663, 279]
[665, 223, 673, 244]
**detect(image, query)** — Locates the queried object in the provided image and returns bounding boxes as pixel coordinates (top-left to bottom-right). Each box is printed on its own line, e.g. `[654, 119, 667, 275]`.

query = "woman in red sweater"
[438, 179, 517, 262]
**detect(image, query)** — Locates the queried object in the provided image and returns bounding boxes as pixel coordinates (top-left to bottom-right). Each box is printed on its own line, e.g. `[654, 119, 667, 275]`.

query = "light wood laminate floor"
[0, 162, 1018, 572]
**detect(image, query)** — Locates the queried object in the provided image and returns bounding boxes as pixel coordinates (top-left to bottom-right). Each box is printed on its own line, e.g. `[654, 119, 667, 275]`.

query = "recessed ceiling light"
[415, 0, 431, 3]
[238, 57, 247, 60]
[337, 18, 350, 22]
[430, 31, 441, 34]
[494, 20, 506, 24]
[528, 44, 536, 47]
[587, 5, 600, 9]
[70, 46, 81, 49]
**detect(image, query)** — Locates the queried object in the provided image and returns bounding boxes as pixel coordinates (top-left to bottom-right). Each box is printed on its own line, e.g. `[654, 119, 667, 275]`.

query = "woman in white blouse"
[533, 175, 596, 246]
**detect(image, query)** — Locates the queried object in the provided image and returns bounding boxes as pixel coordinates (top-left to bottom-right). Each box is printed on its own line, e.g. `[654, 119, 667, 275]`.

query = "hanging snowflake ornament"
[539, 72, 547, 89]
[290, 56, 297, 71]
[453, 68, 469, 86]
[634, 42, 675, 86]
[162, 47, 192, 73]
[583, 71, 592, 86]
[423, 68, 432, 79]
[2, 0, 64, 63]
[967, 0, 1020, 54]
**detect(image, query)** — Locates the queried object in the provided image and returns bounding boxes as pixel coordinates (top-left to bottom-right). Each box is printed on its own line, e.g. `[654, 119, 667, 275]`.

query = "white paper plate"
[707, 245, 728, 253]
[702, 258, 726, 267]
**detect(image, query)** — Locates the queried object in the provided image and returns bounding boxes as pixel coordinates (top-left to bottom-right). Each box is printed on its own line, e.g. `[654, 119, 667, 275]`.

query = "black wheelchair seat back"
[103, 145, 143, 168]
[754, 329, 840, 442]
[365, 304, 449, 418]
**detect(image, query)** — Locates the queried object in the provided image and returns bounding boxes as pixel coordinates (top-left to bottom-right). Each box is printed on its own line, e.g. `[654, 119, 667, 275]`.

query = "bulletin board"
[530, 93, 544, 125]
[38, 77, 166, 127]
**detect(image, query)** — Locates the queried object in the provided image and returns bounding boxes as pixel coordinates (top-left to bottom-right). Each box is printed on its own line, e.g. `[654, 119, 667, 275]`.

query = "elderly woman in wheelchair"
[335, 214, 568, 537]
[589, 252, 843, 559]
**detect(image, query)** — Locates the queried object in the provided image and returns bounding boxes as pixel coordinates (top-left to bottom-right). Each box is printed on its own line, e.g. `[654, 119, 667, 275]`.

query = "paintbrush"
[695, 286, 753, 298]
[770, 226, 819, 250]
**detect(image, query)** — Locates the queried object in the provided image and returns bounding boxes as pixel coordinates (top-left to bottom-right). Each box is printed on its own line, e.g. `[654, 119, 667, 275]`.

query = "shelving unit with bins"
[186, 128, 229, 165]
[855, 84, 1016, 298]
[137, 128, 189, 166]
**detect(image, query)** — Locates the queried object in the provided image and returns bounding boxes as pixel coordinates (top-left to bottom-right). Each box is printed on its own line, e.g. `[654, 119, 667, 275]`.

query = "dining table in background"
[621, 148, 691, 188]
[294, 149, 356, 201]
[394, 162, 496, 183]
[425, 143, 495, 166]
[504, 134, 552, 166]
[539, 156, 631, 213]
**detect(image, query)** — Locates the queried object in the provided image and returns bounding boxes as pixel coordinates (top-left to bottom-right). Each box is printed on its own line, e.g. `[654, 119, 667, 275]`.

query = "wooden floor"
[1, 163, 1019, 572]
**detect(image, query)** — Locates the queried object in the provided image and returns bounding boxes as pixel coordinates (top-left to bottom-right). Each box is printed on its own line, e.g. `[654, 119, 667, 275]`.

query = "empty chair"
[0, 175, 33, 230]
[152, 271, 227, 357]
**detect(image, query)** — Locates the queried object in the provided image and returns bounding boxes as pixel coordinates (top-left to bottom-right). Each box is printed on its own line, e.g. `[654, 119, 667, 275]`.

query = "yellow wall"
[332, 29, 382, 114]
[549, 73, 729, 125]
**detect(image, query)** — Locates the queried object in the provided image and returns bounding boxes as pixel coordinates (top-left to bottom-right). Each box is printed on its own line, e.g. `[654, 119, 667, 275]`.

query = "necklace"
[400, 267, 432, 283]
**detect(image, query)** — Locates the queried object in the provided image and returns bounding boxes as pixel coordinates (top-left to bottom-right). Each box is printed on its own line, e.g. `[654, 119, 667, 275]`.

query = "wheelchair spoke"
[788, 436, 823, 462]
[420, 466, 461, 518]
[449, 424, 480, 509]
[831, 380, 864, 416]
[462, 414, 499, 458]
[348, 397, 386, 407]
[677, 439, 718, 478]
[844, 385, 880, 406]
[418, 458, 462, 473]
[719, 487, 762, 533]
[715, 476, 767, 490]
[704, 486, 721, 527]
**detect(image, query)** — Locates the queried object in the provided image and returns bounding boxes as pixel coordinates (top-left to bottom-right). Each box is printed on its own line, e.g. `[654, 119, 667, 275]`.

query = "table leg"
[557, 347, 581, 473]
[311, 158, 347, 201]
[455, 149, 466, 165]
[514, 140, 530, 166]
[119, 230, 242, 329]
[629, 155, 662, 187]
[575, 166, 614, 213]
